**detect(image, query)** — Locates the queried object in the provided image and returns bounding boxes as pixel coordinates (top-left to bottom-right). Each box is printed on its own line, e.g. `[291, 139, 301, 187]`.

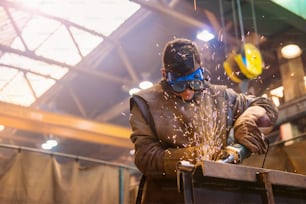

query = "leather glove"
[234, 118, 267, 154]
[233, 106, 270, 154]
[163, 146, 201, 176]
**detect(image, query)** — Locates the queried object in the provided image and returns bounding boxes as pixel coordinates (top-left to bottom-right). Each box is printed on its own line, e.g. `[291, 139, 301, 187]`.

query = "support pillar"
[278, 50, 305, 142]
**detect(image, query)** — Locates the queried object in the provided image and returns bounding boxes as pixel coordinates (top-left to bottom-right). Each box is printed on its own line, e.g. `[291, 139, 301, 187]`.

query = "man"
[129, 38, 278, 203]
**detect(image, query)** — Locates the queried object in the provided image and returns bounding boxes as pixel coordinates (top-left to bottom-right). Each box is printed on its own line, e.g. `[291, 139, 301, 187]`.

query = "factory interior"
[0, 0, 305, 203]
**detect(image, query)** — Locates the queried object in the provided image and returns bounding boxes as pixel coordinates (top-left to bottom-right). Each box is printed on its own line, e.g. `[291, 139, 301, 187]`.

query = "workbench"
[177, 160, 306, 204]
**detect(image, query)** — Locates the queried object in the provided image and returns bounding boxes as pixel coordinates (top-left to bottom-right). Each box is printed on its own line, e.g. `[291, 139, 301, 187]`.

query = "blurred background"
[0, 0, 305, 201]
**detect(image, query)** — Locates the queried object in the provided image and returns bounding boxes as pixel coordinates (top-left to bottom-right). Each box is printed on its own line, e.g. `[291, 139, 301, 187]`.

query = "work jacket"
[129, 80, 278, 204]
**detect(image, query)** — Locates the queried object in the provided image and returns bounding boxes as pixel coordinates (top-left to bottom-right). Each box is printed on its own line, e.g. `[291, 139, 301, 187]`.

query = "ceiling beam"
[96, 97, 130, 122]
[0, 101, 133, 149]
[132, 0, 210, 30]
[117, 46, 139, 82]
[0, 44, 130, 84]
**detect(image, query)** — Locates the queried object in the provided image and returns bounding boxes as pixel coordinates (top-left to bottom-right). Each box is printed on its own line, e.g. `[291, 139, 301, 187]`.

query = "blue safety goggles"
[166, 68, 205, 93]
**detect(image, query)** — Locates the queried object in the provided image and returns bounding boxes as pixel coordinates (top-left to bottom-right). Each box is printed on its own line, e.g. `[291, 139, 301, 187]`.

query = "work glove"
[163, 146, 201, 176]
[234, 106, 268, 154]
[234, 119, 267, 154]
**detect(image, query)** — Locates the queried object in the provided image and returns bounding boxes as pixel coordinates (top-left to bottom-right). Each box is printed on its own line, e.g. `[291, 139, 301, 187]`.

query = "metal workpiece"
[176, 160, 196, 204]
[177, 160, 306, 204]
[217, 144, 251, 164]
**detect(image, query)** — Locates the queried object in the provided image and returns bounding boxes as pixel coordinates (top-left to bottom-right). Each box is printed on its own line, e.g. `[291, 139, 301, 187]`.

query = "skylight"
[0, 0, 140, 106]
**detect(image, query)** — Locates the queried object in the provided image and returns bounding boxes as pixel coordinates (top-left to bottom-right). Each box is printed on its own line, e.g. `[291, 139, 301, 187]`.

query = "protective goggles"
[167, 68, 205, 93]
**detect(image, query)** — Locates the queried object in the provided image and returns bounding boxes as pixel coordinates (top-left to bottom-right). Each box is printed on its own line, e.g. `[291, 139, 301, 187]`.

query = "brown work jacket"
[129, 80, 277, 204]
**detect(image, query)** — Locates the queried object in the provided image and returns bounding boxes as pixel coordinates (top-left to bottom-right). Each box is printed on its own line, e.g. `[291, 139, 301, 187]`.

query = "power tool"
[217, 129, 251, 164]
[218, 143, 251, 164]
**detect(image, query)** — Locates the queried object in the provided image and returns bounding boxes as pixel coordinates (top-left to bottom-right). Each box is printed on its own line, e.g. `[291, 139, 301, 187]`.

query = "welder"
[129, 38, 278, 203]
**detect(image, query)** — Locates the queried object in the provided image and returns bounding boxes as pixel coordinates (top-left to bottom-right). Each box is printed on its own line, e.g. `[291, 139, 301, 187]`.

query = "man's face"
[162, 64, 204, 101]
[174, 88, 195, 101]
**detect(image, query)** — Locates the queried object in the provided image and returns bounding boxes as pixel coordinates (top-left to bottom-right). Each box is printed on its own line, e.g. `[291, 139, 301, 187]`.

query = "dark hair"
[162, 38, 201, 75]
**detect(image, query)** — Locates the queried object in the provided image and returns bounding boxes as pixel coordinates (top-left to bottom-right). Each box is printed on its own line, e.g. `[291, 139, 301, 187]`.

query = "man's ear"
[161, 68, 167, 79]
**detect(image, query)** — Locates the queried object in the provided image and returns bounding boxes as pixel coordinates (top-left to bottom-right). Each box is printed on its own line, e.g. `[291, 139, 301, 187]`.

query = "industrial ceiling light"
[129, 88, 140, 96]
[281, 44, 302, 59]
[196, 30, 215, 42]
[139, 80, 153, 89]
[128, 80, 153, 96]
[41, 139, 58, 150]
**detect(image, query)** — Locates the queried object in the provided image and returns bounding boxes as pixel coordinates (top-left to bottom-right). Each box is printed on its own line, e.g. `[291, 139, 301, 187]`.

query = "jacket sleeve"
[130, 102, 166, 177]
[225, 88, 278, 127]
[130, 98, 199, 177]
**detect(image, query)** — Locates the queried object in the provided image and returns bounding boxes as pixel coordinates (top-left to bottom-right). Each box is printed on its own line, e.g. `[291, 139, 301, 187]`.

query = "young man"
[129, 38, 278, 203]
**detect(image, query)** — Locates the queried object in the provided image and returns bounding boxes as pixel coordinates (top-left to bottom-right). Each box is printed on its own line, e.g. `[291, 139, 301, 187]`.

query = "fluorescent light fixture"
[46, 139, 58, 147]
[139, 81, 153, 89]
[129, 88, 140, 96]
[281, 44, 302, 59]
[197, 30, 215, 42]
[129, 81, 153, 95]
[41, 139, 58, 150]
[129, 149, 135, 156]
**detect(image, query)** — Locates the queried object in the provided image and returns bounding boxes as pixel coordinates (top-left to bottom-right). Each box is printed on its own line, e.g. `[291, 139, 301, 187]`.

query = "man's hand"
[234, 119, 267, 154]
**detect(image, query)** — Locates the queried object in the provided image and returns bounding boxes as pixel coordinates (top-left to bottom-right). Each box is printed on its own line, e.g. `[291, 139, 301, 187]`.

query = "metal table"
[177, 160, 306, 204]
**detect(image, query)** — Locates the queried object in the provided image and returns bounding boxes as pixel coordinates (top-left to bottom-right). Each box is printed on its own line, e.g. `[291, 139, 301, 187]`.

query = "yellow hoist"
[223, 43, 263, 83]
